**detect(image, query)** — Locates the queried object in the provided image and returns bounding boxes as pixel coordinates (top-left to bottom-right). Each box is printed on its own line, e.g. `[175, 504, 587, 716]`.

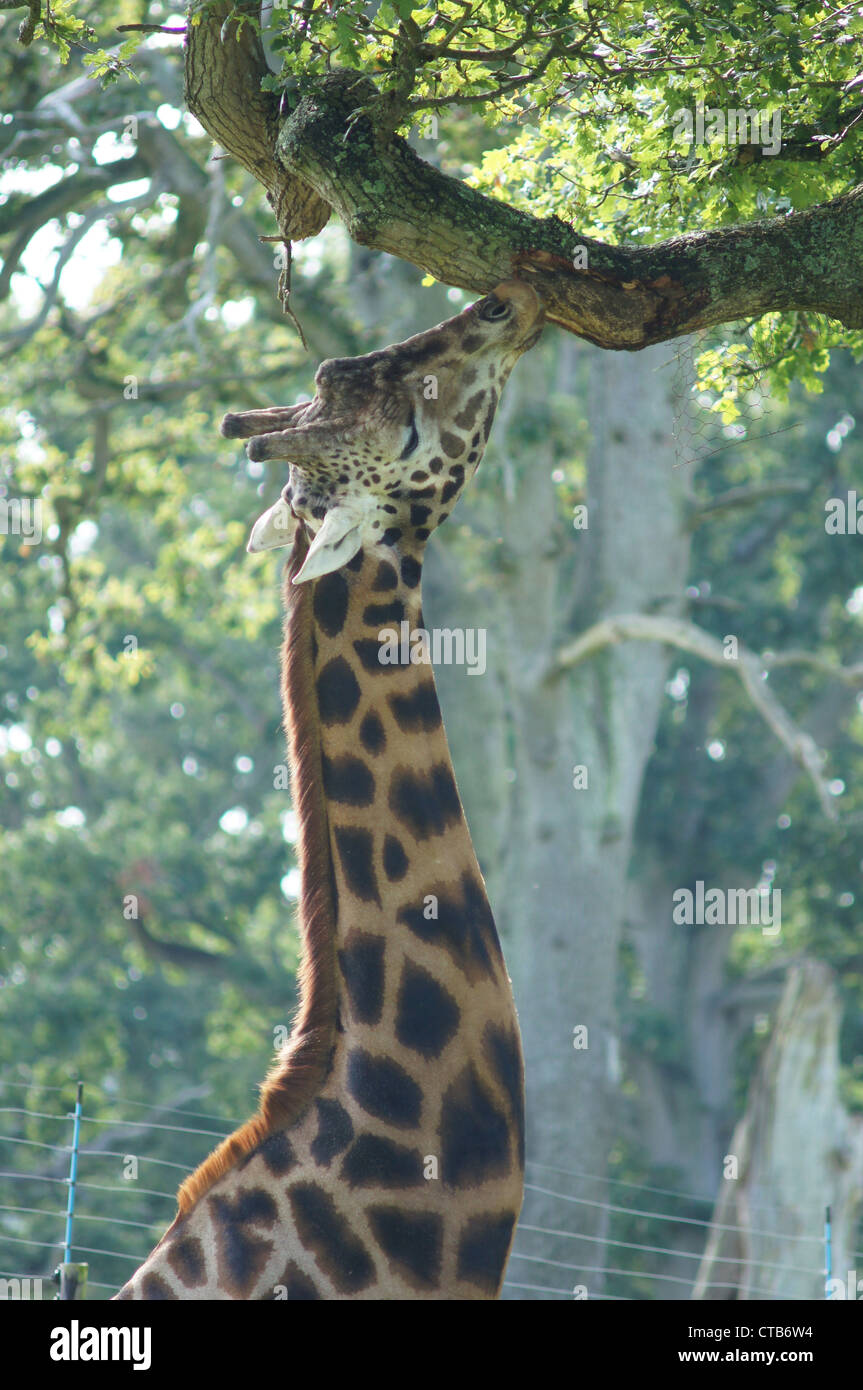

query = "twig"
[690, 479, 812, 526]
[265, 237, 309, 351]
[763, 650, 863, 685]
[116, 23, 185, 33]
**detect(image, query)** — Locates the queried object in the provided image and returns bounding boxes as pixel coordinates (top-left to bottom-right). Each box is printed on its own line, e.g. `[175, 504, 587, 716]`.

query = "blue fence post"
[55, 1081, 87, 1300]
[63, 1081, 82, 1262]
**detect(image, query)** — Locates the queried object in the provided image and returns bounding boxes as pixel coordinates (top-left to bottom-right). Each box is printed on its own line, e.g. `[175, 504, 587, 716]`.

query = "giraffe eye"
[479, 299, 510, 321]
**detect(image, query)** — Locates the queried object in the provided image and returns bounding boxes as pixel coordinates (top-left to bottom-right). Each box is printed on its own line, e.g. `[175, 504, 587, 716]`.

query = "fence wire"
[0, 1080, 856, 1301]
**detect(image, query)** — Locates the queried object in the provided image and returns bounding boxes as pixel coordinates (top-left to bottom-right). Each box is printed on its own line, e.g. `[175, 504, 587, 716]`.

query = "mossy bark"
[184, 9, 863, 347]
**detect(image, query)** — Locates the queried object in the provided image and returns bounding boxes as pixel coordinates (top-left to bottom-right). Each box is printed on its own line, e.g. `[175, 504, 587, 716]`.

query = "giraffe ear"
[246, 497, 297, 553]
[293, 506, 363, 585]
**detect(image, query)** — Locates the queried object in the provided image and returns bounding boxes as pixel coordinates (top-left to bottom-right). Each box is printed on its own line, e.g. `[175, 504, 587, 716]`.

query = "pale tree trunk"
[625, 871, 788, 1297]
[628, 664, 863, 1296]
[694, 960, 863, 1300]
[431, 334, 693, 1297]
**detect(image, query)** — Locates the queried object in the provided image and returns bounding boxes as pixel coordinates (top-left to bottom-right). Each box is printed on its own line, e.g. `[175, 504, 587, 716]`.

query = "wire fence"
[504, 1164, 855, 1301]
[0, 1077, 234, 1299]
[0, 1078, 858, 1301]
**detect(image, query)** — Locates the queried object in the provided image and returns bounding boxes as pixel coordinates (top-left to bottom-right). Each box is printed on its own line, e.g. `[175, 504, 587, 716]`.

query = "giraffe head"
[221, 280, 543, 582]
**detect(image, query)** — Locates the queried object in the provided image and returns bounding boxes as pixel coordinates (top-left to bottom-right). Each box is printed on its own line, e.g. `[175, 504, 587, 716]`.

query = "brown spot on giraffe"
[115, 280, 543, 1300]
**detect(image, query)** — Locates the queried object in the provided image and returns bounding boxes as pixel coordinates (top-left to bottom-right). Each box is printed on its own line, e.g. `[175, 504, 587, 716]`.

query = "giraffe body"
[116, 282, 544, 1299]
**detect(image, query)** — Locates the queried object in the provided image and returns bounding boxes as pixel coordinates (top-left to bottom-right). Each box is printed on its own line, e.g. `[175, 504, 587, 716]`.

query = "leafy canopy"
[34, 1, 863, 414]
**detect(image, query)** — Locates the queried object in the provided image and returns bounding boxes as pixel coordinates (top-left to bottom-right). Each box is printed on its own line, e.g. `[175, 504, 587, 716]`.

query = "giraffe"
[115, 279, 544, 1300]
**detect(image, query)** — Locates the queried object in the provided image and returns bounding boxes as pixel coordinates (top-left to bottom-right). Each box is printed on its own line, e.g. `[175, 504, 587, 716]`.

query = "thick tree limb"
[553, 613, 840, 818]
[184, 0, 330, 240]
[279, 72, 863, 346]
[177, 0, 863, 348]
[11, 6, 863, 348]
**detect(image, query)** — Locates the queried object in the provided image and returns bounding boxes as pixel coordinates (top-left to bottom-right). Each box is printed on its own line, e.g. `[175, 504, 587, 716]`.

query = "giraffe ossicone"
[116, 280, 544, 1300]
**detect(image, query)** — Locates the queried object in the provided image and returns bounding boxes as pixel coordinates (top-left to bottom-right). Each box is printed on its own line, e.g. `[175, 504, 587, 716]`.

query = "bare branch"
[690, 480, 812, 527]
[125, 915, 236, 975]
[117, 23, 185, 33]
[0, 186, 157, 356]
[763, 649, 863, 686]
[0, 206, 110, 356]
[0, 151, 150, 243]
[553, 614, 839, 819]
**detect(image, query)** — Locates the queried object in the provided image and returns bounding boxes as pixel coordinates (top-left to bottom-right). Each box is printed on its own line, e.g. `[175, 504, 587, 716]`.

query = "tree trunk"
[694, 960, 863, 1300]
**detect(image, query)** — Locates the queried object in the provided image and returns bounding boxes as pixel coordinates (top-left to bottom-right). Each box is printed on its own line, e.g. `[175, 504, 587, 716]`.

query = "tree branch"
[0, 205, 114, 356]
[183, 0, 330, 239]
[126, 914, 234, 973]
[117, 23, 185, 33]
[272, 70, 863, 347]
[552, 613, 840, 819]
[177, 10, 863, 346]
[763, 649, 863, 686]
[1, 0, 40, 45]
[0, 154, 151, 300]
[689, 479, 812, 527]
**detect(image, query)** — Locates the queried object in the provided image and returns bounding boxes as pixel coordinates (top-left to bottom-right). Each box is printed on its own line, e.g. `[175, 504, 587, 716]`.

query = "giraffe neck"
[117, 531, 524, 1300]
[302, 539, 509, 1049]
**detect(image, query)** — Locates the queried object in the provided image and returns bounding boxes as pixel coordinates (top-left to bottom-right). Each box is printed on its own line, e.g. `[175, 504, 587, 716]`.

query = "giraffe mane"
[176, 527, 339, 1216]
